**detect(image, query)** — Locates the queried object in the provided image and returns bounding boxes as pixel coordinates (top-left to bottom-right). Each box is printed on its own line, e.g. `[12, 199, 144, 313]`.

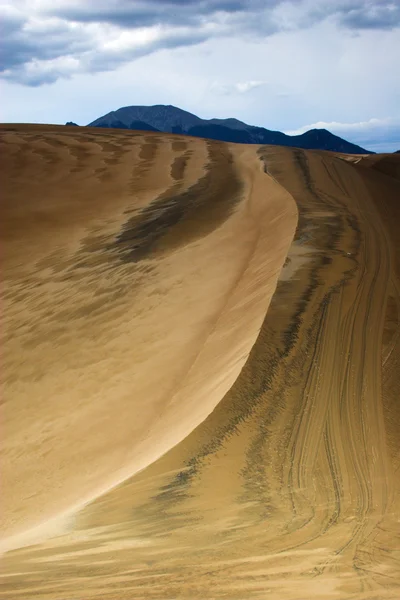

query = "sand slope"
[1, 126, 400, 599]
[1, 125, 297, 548]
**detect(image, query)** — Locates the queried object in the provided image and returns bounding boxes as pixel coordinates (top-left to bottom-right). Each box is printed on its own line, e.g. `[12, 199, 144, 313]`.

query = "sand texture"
[1, 125, 400, 599]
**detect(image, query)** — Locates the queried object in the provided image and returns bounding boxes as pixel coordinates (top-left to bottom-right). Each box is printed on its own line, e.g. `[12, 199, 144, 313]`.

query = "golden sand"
[1, 125, 399, 599]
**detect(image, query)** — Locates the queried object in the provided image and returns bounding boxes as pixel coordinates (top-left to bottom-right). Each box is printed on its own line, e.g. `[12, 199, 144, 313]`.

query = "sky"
[1, 0, 400, 152]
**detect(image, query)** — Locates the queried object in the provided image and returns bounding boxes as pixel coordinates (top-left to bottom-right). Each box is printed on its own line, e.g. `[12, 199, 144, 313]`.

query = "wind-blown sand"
[1, 125, 399, 599]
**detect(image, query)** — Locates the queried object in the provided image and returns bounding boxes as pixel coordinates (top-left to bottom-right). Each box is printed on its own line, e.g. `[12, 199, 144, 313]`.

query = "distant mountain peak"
[87, 105, 372, 154]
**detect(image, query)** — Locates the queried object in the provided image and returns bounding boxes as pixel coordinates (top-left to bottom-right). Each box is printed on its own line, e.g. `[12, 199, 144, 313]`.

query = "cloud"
[210, 79, 266, 95]
[234, 80, 265, 93]
[1, 0, 400, 86]
[337, 1, 400, 30]
[1, 19, 215, 85]
[43, 0, 267, 28]
[1, 1, 251, 85]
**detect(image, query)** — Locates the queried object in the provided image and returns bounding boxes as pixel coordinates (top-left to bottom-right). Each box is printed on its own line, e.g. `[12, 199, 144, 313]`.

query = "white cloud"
[210, 79, 266, 95]
[234, 80, 265, 93]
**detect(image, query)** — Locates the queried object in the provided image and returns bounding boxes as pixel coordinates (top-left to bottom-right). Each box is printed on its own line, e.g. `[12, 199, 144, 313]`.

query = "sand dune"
[1, 125, 399, 599]
[1, 125, 297, 546]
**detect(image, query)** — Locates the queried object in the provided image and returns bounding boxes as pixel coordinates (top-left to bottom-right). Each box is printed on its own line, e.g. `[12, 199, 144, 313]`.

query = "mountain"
[89, 105, 201, 133]
[88, 105, 372, 154]
[65, 121, 79, 126]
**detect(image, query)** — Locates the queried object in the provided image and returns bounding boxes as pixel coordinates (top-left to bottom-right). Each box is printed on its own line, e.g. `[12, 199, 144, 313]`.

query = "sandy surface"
[1, 126, 399, 599]
[1, 125, 297, 546]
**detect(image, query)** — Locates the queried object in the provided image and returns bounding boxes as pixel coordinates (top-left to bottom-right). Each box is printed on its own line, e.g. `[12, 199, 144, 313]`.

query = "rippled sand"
[1, 125, 399, 599]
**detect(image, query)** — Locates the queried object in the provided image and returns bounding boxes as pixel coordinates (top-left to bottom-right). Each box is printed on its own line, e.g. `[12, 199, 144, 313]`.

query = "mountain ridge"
[85, 104, 372, 154]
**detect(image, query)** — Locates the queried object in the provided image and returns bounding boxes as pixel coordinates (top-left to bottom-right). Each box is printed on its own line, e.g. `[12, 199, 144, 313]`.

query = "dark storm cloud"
[1, 0, 399, 86]
[0, 10, 91, 73]
[1, 0, 279, 85]
[337, 1, 400, 30]
[45, 0, 400, 30]
[303, 0, 400, 32]
[49, 1, 272, 28]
